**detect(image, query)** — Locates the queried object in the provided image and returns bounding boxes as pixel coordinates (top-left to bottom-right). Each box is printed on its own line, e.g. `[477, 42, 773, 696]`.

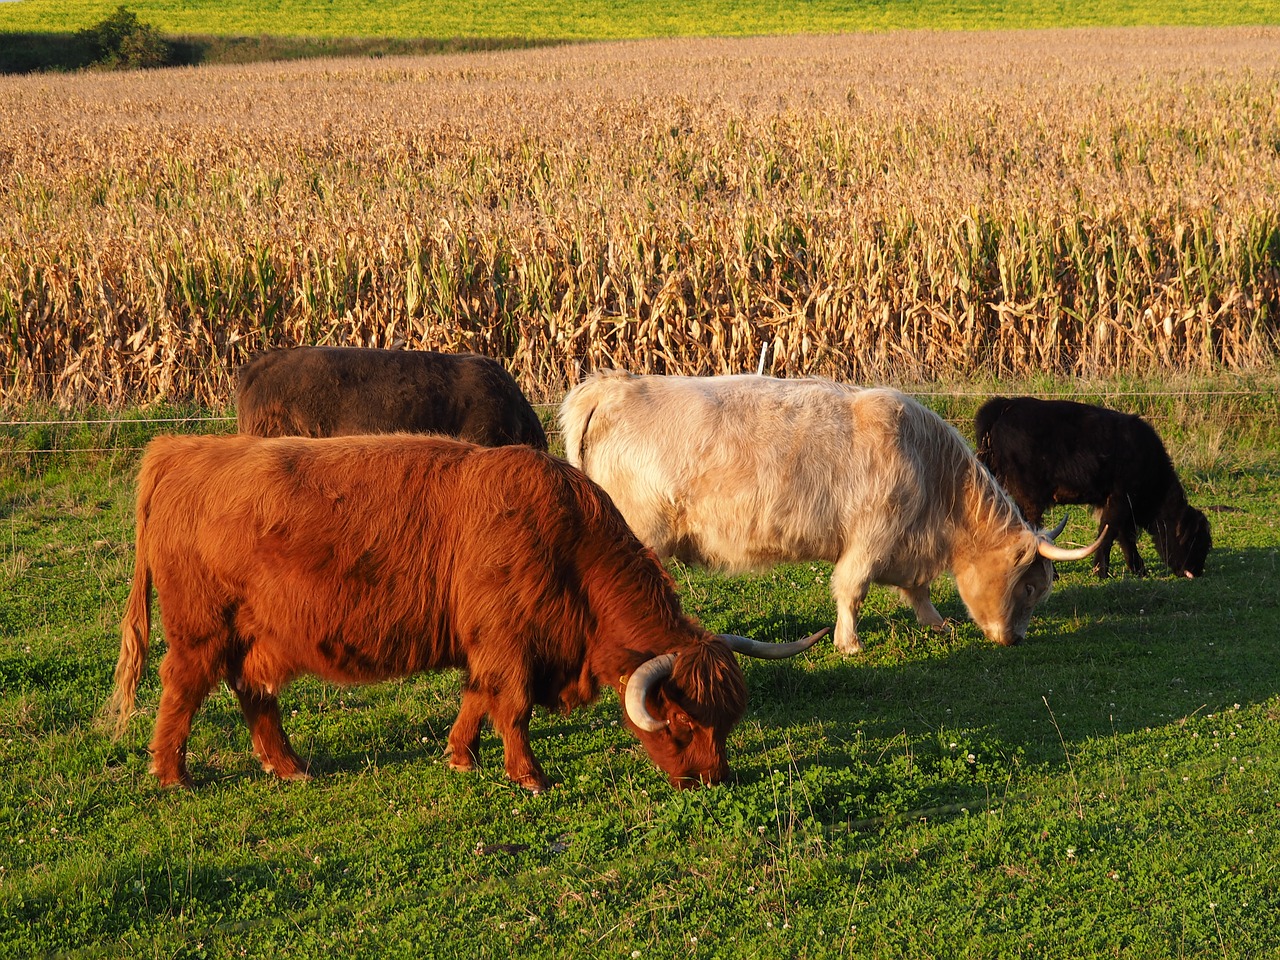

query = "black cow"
[975, 396, 1211, 579]
[235, 347, 547, 450]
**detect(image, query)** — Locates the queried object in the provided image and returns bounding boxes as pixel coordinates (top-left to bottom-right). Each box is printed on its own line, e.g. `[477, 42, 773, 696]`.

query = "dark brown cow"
[235, 346, 547, 450]
[108, 434, 820, 791]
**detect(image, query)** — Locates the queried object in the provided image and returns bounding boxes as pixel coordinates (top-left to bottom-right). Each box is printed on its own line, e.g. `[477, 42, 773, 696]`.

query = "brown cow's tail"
[107, 479, 154, 739]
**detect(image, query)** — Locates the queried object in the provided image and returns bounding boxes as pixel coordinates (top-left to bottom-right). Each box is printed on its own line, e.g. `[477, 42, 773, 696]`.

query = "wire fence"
[2, 389, 1275, 457]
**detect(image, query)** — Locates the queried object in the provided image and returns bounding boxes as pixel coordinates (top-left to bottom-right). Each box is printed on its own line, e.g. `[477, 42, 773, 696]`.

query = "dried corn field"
[2, 27, 1280, 408]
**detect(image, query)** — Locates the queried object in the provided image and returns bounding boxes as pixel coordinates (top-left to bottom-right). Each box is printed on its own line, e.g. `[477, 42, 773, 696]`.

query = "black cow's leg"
[1022, 498, 1045, 529]
[1092, 521, 1116, 578]
[1104, 494, 1146, 576]
[1117, 527, 1148, 576]
[235, 688, 309, 781]
[1116, 499, 1148, 576]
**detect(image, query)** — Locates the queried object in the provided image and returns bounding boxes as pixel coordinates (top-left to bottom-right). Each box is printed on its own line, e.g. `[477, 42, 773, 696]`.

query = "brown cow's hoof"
[444, 746, 477, 773]
[833, 627, 861, 656]
[516, 774, 551, 793]
[150, 763, 193, 790]
[265, 762, 312, 782]
[257, 748, 311, 781]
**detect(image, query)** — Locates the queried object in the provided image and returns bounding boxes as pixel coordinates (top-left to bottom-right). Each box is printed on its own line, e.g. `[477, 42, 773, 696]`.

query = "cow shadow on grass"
[715, 544, 1280, 823]
[187, 680, 620, 791]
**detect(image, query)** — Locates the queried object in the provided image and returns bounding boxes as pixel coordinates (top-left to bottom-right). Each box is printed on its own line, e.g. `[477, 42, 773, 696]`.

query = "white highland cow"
[559, 372, 1102, 654]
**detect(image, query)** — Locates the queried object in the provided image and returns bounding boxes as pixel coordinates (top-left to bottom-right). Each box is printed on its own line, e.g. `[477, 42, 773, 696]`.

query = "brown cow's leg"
[445, 687, 487, 772]
[235, 688, 310, 781]
[149, 650, 217, 788]
[487, 694, 548, 793]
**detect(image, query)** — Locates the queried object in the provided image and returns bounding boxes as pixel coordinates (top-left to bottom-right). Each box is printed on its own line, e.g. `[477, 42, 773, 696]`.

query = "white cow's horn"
[624, 653, 677, 732]
[716, 627, 830, 658]
[1038, 525, 1108, 562]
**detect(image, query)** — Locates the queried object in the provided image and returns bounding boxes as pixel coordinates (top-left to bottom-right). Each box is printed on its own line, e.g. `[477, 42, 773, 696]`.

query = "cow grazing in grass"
[236, 346, 547, 450]
[974, 396, 1211, 579]
[108, 433, 820, 791]
[559, 372, 1103, 655]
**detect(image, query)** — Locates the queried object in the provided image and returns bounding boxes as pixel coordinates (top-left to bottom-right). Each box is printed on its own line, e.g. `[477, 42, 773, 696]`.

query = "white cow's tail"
[558, 375, 612, 469]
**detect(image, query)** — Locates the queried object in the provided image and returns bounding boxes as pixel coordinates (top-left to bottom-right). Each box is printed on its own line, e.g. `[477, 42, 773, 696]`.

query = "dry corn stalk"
[1, 29, 1279, 409]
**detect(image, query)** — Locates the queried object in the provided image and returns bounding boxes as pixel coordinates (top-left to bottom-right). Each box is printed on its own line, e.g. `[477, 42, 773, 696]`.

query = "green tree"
[75, 5, 171, 70]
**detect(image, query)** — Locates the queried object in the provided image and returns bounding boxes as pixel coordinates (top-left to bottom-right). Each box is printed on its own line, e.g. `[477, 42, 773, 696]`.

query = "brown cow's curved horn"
[716, 627, 830, 659]
[624, 653, 677, 732]
[1038, 525, 1108, 562]
[1042, 514, 1069, 541]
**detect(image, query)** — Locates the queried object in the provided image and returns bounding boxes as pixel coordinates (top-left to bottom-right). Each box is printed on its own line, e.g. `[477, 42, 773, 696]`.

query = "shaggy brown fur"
[109, 433, 746, 791]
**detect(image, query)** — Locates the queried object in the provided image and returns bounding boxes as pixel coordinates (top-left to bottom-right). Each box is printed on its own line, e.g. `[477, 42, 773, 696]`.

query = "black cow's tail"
[973, 396, 1014, 458]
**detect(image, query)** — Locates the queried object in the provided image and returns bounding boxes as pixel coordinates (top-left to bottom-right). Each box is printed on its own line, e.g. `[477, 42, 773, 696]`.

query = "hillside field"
[1, 0, 1278, 42]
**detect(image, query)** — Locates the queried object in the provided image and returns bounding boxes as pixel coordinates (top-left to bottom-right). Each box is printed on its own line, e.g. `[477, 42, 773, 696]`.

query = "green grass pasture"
[2, 388, 1278, 958]
[1, 0, 1279, 43]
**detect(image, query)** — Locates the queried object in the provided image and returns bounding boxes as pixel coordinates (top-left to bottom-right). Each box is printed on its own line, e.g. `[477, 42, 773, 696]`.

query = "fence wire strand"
[2, 389, 1272, 457]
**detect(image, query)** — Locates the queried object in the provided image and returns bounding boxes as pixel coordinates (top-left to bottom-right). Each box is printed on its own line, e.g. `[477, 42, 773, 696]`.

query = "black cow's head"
[1153, 505, 1212, 578]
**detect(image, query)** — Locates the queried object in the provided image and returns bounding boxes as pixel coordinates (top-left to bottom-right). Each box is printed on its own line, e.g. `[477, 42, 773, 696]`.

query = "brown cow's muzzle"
[671, 769, 723, 789]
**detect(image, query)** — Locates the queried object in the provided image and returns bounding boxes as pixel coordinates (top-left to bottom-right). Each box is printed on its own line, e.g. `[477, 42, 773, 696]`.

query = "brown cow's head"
[620, 629, 825, 787]
[622, 638, 746, 788]
[955, 543, 1055, 646]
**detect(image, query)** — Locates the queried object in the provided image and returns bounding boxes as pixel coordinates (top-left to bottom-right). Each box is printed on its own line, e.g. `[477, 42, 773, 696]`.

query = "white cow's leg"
[830, 554, 872, 655]
[899, 583, 945, 629]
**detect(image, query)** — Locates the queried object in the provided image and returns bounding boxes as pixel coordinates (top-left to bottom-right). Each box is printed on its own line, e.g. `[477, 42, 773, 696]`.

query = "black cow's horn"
[625, 653, 677, 732]
[1038, 525, 1108, 562]
[1042, 514, 1069, 541]
[716, 627, 830, 658]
